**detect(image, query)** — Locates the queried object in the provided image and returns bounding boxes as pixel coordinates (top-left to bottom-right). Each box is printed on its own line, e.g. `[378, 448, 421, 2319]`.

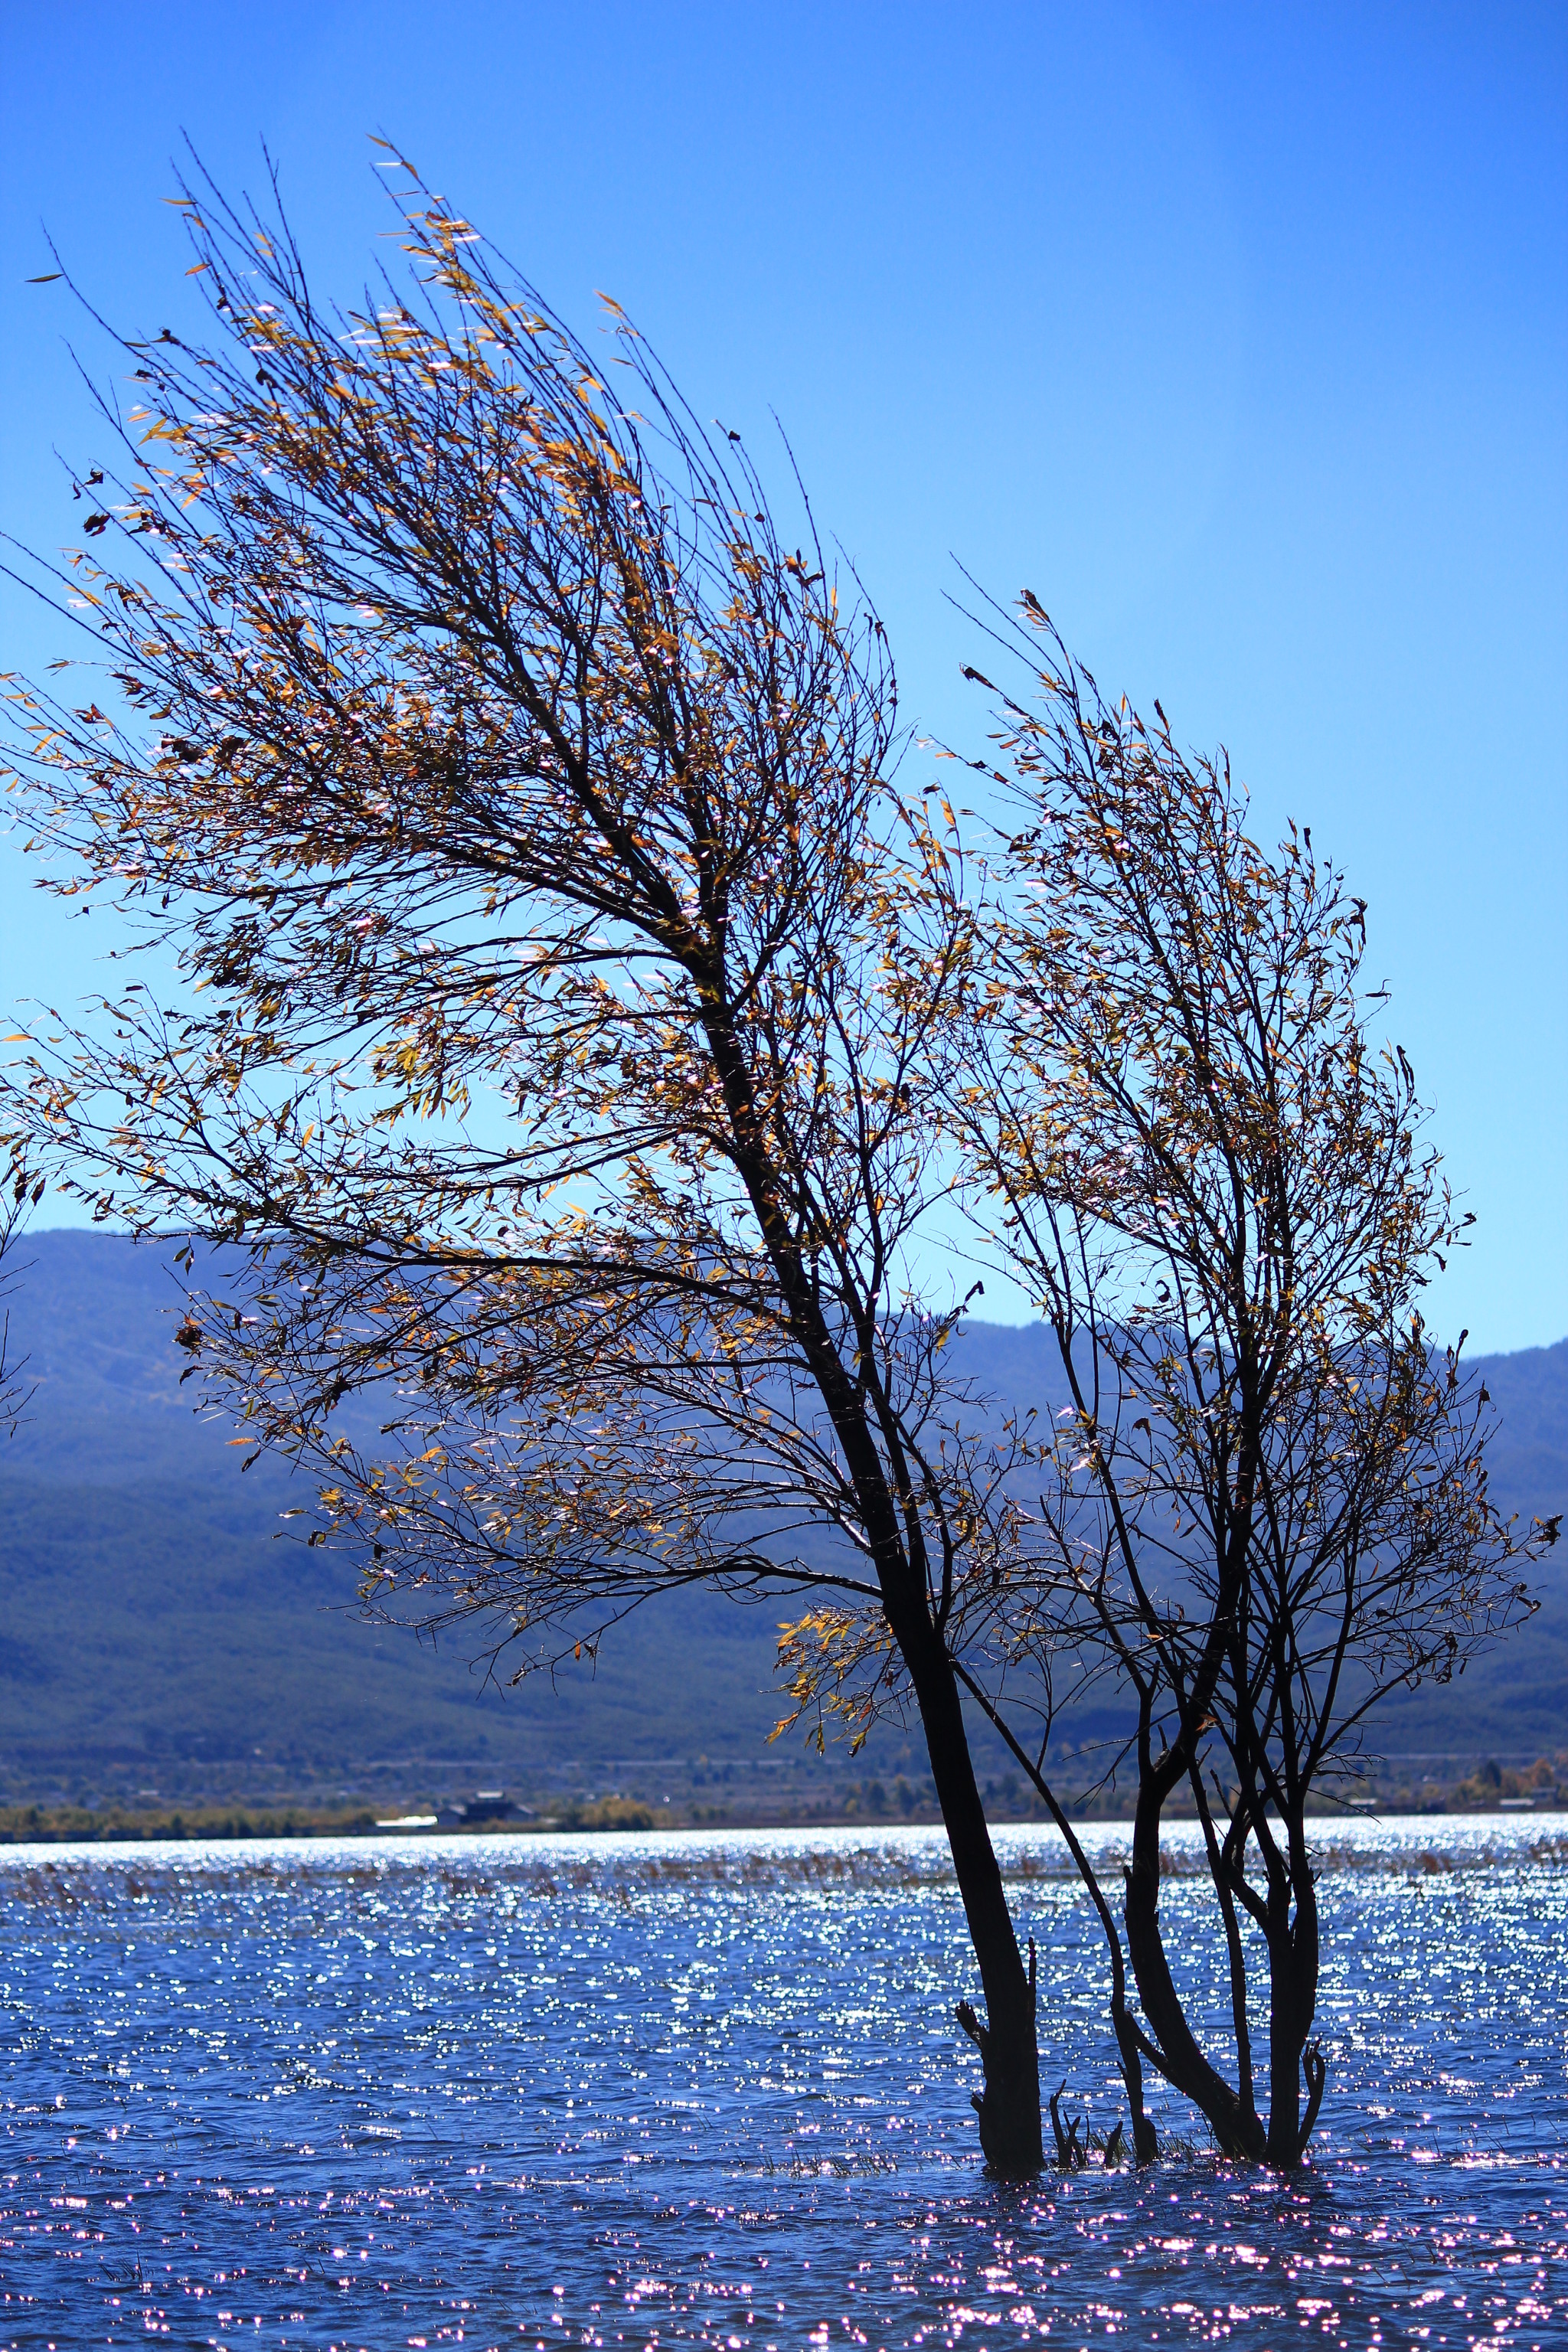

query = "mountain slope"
[0, 1233, 1561, 1798]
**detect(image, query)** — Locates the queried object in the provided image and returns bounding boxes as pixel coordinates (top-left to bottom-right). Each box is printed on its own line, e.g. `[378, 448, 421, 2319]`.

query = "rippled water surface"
[2, 1815, 1565, 2348]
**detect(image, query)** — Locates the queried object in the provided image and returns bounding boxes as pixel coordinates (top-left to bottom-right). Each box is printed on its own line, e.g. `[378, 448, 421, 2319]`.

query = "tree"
[0, 161, 1047, 2172]
[946, 614, 1553, 2167]
[0, 1192, 37, 1439]
[8, 158, 1544, 2182]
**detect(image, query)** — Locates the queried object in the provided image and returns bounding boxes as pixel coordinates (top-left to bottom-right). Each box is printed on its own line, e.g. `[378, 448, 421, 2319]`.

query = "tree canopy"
[947, 616, 1547, 2161]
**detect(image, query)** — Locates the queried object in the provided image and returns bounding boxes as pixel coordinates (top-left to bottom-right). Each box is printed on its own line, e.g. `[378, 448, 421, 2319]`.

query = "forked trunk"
[1123, 1780, 1267, 2162]
[1265, 1829, 1323, 2167]
[1122, 1775, 1329, 2170]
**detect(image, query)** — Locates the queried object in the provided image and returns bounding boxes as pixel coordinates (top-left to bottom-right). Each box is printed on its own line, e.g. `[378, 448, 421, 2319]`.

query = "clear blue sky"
[2, 2, 1563, 1351]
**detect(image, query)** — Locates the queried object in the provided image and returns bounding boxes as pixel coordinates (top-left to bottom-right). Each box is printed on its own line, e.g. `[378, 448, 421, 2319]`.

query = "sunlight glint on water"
[2, 1817, 1564, 2347]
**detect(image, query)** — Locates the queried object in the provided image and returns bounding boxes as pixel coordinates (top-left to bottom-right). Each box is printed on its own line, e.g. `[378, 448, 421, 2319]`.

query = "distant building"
[435, 1790, 531, 1826]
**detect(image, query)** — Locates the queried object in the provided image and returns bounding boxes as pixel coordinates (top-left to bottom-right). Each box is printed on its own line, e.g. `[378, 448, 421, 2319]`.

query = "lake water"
[2, 1815, 1564, 2349]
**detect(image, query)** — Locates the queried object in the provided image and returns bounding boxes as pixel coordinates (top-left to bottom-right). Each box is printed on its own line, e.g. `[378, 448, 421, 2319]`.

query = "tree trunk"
[694, 1004, 1043, 2169]
[1265, 1828, 1321, 2167]
[908, 1635, 1043, 2176]
[946, 1653, 1157, 2164]
[1112, 1999, 1160, 2164]
[1123, 1779, 1266, 2161]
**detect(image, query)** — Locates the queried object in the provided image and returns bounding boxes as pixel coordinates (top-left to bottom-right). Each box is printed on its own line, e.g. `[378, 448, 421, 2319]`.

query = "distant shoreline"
[3, 1780, 1563, 1845]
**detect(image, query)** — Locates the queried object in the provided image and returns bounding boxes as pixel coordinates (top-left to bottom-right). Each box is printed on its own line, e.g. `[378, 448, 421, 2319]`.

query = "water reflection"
[1, 1817, 1563, 2345]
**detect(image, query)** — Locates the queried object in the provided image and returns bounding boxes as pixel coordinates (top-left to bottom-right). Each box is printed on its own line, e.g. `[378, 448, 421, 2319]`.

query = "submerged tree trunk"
[1123, 1775, 1268, 2162]
[1121, 1771, 1334, 2170]
[948, 1654, 1156, 2164]
[1264, 1820, 1324, 2167]
[906, 1634, 1043, 2175]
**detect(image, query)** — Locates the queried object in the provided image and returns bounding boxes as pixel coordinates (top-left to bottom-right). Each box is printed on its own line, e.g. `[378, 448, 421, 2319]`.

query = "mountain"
[0, 1232, 1562, 1805]
[964, 1320, 1568, 1757]
[0, 1232, 805, 1807]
